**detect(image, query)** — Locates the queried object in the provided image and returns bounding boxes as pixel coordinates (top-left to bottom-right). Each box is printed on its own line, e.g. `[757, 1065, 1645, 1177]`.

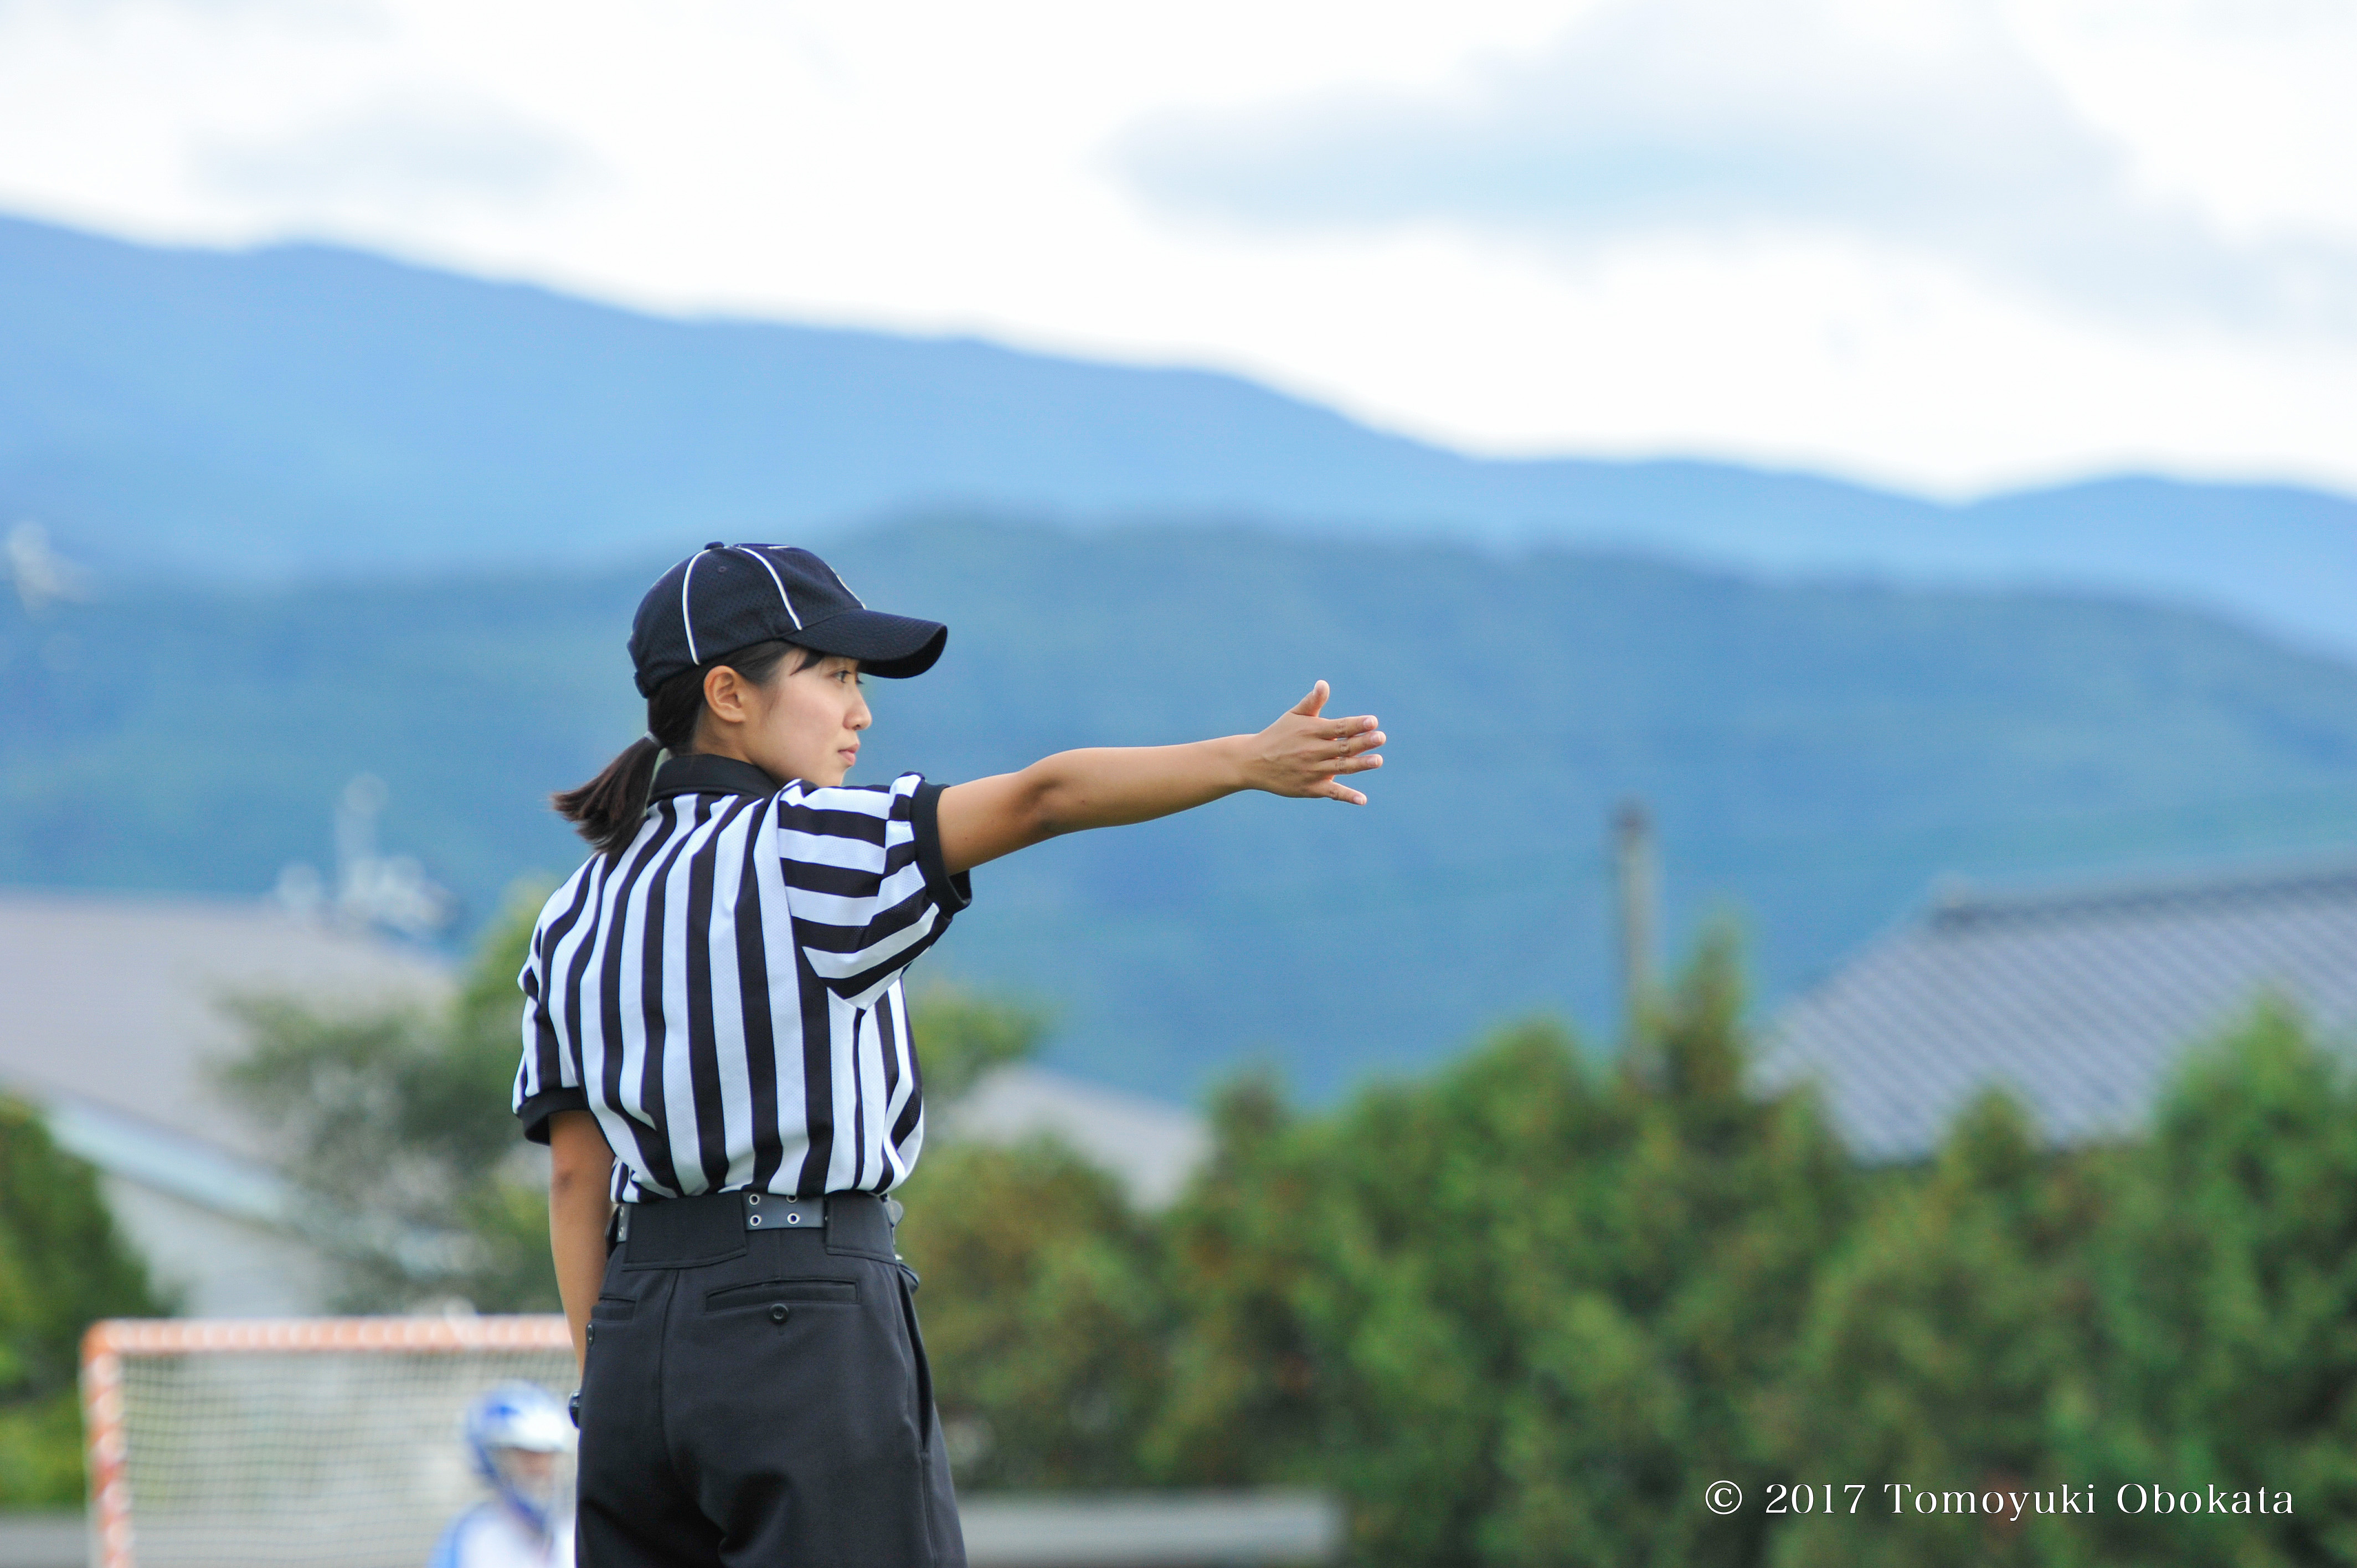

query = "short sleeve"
[514, 1085, 589, 1147]
[775, 772, 972, 1007]
[512, 870, 593, 1144]
[910, 780, 975, 917]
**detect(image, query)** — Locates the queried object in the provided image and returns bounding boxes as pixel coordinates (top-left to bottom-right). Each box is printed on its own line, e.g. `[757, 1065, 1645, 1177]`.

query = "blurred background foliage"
[211, 886, 558, 1314]
[11, 906, 2352, 1563]
[892, 937, 2357, 1568]
[0, 1102, 171, 1506]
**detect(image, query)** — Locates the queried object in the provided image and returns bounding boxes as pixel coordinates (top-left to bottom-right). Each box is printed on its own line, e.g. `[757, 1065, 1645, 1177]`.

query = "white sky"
[1, 0, 2351, 497]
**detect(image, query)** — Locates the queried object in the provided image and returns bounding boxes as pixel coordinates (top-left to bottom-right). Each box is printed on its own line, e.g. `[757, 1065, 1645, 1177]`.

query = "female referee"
[512, 542, 1386, 1567]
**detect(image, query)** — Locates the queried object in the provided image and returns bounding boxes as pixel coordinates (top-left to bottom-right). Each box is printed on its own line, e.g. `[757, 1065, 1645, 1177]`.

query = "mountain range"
[6, 211, 2354, 1098]
[6, 517, 2353, 1101]
[3, 213, 2353, 660]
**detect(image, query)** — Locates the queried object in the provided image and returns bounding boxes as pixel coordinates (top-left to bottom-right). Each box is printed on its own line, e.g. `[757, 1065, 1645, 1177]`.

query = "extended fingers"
[1320, 722, 1383, 799]
[1268, 690, 1382, 802]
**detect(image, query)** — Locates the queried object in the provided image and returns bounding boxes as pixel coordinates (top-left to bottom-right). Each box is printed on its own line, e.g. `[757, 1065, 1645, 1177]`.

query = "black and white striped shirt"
[512, 754, 971, 1202]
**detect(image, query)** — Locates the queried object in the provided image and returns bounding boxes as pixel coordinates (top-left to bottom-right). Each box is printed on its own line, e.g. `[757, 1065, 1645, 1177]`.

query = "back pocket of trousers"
[896, 1272, 934, 1452]
[704, 1278, 859, 1313]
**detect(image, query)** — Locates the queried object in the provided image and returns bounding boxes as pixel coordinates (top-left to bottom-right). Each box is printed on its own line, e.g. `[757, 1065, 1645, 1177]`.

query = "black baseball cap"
[629, 543, 947, 698]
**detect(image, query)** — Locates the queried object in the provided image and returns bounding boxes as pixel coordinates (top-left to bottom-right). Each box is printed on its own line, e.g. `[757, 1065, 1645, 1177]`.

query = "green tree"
[0, 1098, 172, 1508]
[2057, 1002, 2357, 1567]
[216, 889, 557, 1311]
[906, 982, 1051, 1106]
[896, 1138, 1167, 1490]
[1151, 931, 1854, 1567]
[894, 981, 1175, 1489]
[1760, 1091, 2106, 1568]
[1136, 1070, 1320, 1491]
[1752, 999, 2357, 1568]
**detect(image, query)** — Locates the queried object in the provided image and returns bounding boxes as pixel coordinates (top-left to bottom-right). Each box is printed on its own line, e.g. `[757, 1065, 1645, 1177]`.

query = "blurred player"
[429, 1382, 575, 1568]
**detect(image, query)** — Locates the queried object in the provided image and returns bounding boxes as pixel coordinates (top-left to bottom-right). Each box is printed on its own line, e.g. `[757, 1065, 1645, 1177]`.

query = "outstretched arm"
[935, 681, 1385, 875]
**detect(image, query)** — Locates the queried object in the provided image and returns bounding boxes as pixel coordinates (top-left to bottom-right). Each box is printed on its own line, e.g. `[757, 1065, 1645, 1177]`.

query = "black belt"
[614, 1188, 903, 1267]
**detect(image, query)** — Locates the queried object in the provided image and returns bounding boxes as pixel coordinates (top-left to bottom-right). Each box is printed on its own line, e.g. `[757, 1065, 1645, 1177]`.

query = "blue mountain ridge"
[6, 517, 2355, 1100]
[3, 212, 2352, 658]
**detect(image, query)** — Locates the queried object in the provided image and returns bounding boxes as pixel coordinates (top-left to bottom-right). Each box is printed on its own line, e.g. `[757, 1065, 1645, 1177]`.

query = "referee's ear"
[704, 664, 755, 726]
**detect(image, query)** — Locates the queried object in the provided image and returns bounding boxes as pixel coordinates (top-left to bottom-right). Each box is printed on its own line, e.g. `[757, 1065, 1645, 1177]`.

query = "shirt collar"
[648, 752, 782, 802]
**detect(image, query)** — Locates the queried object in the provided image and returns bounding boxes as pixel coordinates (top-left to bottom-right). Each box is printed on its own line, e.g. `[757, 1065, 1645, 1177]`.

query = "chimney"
[1613, 800, 1658, 1036]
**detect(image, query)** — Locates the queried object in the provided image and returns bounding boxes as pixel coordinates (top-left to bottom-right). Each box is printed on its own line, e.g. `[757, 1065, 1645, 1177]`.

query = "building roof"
[1756, 857, 2357, 1163]
[43, 1092, 295, 1227]
[945, 1065, 1208, 1209]
[0, 890, 449, 1165]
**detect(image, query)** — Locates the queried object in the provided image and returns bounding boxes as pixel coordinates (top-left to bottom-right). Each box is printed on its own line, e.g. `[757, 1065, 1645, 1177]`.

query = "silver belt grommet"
[785, 1211, 801, 1225]
[749, 1213, 763, 1226]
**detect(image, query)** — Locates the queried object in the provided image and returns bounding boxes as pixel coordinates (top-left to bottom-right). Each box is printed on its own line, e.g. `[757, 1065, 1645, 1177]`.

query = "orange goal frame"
[80, 1315, 572, 1568]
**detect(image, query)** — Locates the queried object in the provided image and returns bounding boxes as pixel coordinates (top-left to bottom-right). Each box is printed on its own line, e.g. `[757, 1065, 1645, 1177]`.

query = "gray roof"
[43, 1092, 294, 1227]
[0, 890, 448, 1165]
[1757, 857, 2357, 1162]
[944, 1065, 1207, 1210]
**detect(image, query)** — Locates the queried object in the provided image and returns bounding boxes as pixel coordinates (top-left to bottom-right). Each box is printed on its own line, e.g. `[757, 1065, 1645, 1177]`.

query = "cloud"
[1117, 0, 2356, 331]
[0, 0, 377, 24]
[197, 93, 589, 218]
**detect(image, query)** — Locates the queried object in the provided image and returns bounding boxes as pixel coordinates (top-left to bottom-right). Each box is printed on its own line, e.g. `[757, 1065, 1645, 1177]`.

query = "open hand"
[1248, 682, 1386, 804]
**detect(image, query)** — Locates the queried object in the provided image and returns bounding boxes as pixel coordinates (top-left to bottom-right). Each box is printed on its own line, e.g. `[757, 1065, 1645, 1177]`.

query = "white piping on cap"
[680, 546, 714, 663]
[736, 545, 803, 631]
[825, 562, 866, 608]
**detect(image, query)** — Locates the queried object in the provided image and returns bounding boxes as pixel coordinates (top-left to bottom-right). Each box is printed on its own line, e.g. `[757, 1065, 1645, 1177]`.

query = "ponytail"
[552, 639, 812, 858]
[551, 735, 666, 858]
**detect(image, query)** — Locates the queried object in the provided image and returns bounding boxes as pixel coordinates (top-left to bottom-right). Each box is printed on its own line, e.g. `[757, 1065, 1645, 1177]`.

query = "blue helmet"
[462, 1381, 574, 1535]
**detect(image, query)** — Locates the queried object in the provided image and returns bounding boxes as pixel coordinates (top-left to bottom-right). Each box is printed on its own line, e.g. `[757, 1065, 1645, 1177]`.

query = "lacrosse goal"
[80, 1316, 576, 1568]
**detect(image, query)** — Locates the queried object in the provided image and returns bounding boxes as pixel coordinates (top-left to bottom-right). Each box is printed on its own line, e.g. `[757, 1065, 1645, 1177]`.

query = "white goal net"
[80, 1316, 576, 1568]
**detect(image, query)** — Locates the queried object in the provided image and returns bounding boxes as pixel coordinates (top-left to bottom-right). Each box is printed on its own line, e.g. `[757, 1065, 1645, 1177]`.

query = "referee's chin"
[764, 750, 855, 788]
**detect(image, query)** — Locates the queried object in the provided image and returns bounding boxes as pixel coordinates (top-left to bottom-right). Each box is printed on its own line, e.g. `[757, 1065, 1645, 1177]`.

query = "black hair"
[552, 640, 815, 857]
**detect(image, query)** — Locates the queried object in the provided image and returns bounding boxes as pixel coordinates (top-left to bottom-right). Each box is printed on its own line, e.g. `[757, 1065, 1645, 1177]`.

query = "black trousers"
[577, 1190, 966, 1567]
